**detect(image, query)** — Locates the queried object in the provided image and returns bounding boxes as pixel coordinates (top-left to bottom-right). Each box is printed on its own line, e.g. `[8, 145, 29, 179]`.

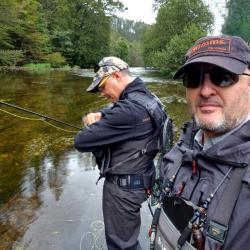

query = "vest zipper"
[198, 153, 247, 168]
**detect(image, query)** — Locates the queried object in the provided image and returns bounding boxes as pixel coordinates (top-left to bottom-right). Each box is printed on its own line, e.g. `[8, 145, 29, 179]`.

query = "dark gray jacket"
[75, 77, 159, 176]
[161, 120, 250, 250]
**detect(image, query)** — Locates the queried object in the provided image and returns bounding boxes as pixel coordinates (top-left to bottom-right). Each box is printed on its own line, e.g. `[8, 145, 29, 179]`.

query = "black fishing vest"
[159, 120, 250, 249]
[95, 91, 168, 177]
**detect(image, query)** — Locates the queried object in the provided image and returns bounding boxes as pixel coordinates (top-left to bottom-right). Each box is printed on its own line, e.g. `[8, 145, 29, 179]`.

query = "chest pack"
[153, 166, 246, 250]
[151, 121, 247, 250]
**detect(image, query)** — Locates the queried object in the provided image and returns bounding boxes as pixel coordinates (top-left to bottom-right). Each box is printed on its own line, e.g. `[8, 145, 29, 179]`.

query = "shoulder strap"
[207, 166, 247, 244]
[128, 91, 174, 153]
[127, 91, 167, 130]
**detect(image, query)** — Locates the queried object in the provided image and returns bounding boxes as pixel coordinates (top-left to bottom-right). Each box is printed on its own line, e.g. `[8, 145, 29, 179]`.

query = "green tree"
[133, 22, 150, 42]
[13, 0, 52, 63]
[64, 0, 124, 67]
[111, 17, 150, 66]
[128, 42, 144, 66]
[1, 0, 147, 68]
[16, 0, 125, 67]
[0, 50, 24, 66]
[0, 0, 25, 65]
[222, 0, 250, 42]
[112, 38, 129, 62]
[39, 0, 74, 63]
[152, 23, 205, 76]
[142, 25, 158, 66]
[0, 0, 52, 65]
[112, 18, 149, 42]
[0, 0, 19, 49]
[112, 18, 136, 41]
[142, 0, 213, 68]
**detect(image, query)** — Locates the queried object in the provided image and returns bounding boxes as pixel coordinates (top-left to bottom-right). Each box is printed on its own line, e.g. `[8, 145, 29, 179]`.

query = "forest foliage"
[0, 0, 249, 77]
[0, 0, 124, 68]
[142, 0, 213, 76]
[222, 0, 250, 43]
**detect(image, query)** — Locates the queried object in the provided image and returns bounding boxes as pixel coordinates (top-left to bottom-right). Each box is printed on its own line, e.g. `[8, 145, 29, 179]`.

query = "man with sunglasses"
[75, 57, 168, 249]
[157, 35, 250, 250]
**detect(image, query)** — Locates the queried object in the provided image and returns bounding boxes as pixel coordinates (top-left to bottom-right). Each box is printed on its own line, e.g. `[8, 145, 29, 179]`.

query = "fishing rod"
[0, 101, 82, 130]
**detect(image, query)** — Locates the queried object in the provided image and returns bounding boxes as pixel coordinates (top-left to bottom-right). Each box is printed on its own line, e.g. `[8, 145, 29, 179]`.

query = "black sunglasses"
[182, 67, 250, 88]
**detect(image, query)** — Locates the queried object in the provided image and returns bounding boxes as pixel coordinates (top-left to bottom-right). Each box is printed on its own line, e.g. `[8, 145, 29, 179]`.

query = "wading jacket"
[161, 120, 250, 250]
[75, 77, 160, 177]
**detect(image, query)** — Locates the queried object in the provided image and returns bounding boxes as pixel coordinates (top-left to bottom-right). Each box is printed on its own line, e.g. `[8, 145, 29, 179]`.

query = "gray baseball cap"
[87, 56, 129, 93]
[173, 35, 250, 79]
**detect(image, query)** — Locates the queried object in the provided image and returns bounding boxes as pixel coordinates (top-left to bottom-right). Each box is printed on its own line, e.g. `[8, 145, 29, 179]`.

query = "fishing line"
[0, 101, 82, 133]
[0, 107, 79, 133]
[0, 107, 41, 121]
[79, 220, 106, 250]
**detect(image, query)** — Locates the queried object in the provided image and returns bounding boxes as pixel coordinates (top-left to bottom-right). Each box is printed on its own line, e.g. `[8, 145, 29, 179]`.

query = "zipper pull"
[177, 181, 186, 196]
[191, 160, 197, 179]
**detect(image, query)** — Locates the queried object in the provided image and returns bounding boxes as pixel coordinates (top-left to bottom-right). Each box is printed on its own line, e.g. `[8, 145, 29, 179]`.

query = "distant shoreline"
[0, 65, 73, 73]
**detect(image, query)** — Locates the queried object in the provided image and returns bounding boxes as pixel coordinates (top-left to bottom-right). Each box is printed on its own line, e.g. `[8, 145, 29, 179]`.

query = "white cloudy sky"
[118, 0, 226, 35]
[118, 0, 156, 24]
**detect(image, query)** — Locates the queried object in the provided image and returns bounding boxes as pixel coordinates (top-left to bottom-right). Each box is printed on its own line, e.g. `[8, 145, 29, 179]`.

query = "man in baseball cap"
[158, 35, 250, 249]
[75, 56, 168, 249]
[86, 56, 129, 93]
[173, 35, 250, 79]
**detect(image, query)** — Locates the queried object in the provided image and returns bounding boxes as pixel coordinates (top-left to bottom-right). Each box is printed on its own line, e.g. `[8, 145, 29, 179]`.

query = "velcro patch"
[188, 38, 231, 58]
[207, 220, 228, 243]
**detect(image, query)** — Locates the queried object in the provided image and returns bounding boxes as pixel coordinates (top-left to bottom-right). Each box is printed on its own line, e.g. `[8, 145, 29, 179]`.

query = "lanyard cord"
[202, 166, 233, 209]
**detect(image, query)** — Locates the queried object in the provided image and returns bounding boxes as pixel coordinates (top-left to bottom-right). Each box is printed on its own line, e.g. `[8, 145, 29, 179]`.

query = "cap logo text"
[188, 38, 231, 58]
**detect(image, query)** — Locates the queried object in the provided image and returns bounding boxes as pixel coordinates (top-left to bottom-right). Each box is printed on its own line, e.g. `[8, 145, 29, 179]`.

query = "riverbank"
[0, 64, 75, 73]
[0, 66, 27, 72]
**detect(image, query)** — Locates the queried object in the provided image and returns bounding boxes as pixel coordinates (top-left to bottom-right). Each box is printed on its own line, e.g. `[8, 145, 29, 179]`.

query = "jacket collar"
[180, 119, 250, 164]
[119, 77, 147, 100]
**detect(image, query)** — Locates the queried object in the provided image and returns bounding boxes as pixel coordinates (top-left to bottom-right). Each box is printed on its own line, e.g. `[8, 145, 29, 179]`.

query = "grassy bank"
[0, 63, 72, 73]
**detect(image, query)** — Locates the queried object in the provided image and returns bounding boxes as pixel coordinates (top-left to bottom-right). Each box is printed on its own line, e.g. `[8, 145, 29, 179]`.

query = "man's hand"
[83, 112, 102, 126]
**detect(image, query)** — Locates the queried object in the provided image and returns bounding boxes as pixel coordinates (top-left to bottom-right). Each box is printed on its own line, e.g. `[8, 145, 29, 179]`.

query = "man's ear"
[112, 71, 122, 81]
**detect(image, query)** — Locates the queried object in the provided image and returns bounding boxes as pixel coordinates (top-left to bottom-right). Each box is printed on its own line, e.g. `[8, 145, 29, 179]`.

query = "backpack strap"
[128, 91, 171, 151]
[127, 92, 167, 131]
[207, 165, 247, 244]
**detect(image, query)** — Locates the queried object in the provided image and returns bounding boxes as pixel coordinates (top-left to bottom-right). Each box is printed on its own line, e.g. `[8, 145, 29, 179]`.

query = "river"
[0, 68, 189, 250]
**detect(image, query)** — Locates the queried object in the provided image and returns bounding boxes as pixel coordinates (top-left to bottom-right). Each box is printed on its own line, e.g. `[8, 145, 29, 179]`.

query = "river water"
[0, 68, 189, 250]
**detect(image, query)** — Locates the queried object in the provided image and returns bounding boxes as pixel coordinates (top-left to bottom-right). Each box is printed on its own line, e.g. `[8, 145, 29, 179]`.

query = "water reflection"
[19, 151, 105, 250]
[75, 67, 166, 83]
[0, 69, 190, 249]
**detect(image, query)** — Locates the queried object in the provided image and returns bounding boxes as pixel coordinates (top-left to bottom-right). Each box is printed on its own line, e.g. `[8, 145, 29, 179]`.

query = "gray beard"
[194, 115, 244, 134]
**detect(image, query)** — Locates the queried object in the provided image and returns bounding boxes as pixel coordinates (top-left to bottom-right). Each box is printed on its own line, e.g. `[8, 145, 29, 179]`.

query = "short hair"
[120, 69, 131, 77]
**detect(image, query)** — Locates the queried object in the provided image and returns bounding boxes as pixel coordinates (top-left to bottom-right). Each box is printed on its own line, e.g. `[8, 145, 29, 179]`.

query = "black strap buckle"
[207, 220, 228, 244]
